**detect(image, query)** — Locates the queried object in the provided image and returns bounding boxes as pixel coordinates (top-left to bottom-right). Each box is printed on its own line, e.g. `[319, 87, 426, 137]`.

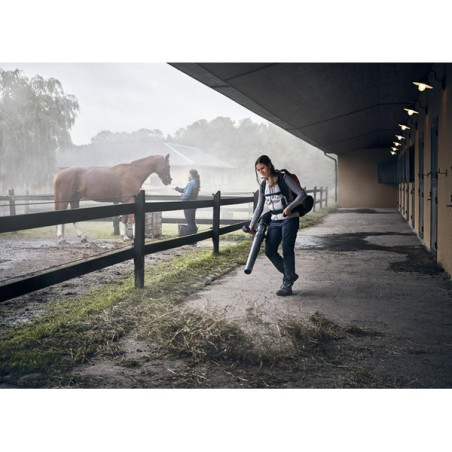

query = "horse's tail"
[53, 170, 67, 211]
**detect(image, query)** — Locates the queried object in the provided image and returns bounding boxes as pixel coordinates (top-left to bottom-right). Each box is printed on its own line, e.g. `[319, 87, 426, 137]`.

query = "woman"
[249, 155, 307, 296]
[175, 169, 201, 234]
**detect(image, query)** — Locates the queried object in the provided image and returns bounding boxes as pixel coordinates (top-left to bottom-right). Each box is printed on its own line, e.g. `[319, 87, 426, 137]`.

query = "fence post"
[319, 186, 323, 210]
[313, 186, 317, 211]
[25, 189, 30, 214]
[212, 190, 221, 254]
[325, 187, 328, 208]
[8, 189, 16, 216]
[113, 201, 120, 235]
[134, 190, 146, 289]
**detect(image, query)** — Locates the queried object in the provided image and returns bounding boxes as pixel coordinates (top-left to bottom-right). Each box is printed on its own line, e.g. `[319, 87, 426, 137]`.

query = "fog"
[0, 63, 336, 197]
[0, 63, 268, 146]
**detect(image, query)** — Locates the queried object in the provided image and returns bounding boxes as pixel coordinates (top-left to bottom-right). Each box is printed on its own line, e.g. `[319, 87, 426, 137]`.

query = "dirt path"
[71, 211, 452, 388]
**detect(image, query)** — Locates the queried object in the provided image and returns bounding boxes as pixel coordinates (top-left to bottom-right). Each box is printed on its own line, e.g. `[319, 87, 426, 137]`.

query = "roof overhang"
[170, 63, 434, 156]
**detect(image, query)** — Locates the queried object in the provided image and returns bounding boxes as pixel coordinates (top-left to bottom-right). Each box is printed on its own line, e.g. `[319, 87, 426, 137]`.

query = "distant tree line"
[91, 116, 336, 190]
[0, 69, 335, 194]
[0, 69, 79, 192]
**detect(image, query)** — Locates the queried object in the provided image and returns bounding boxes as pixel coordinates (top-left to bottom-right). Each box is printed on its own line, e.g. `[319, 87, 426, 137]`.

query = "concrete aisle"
[186, 208, 452, 387]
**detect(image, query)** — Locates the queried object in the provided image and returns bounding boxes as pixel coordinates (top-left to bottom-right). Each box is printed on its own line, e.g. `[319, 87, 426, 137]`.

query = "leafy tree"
[0, 69, 79, 192]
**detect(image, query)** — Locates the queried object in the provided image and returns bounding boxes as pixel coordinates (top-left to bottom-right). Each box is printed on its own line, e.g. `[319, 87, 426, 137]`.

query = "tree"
[0, 69, 79, 192]
[173, 115, 336, 191]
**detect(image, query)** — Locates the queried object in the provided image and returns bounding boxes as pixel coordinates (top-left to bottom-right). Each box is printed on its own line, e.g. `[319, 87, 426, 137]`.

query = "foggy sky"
[0, 62, 268, 146]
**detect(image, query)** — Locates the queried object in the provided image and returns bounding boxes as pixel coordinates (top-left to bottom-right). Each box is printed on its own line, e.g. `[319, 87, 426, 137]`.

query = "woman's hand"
[283, 207, 291, 217]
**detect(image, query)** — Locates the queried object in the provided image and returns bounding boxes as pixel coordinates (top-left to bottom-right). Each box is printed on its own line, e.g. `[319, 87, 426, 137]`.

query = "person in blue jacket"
[175, 169, 201, 234]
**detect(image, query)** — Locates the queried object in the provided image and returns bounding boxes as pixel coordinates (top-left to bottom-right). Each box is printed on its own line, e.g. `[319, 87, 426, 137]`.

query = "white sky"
[1, 2, 449, 148]
[0, 62, 269, 145]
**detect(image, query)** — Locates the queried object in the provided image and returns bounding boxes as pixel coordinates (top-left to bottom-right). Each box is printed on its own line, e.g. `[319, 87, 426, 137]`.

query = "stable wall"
[399, 63, 452, 278]
[337, 148, 397, 208]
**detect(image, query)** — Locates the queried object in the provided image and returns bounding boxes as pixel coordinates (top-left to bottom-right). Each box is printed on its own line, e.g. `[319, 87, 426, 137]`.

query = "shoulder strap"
[277, 171, 292, 200]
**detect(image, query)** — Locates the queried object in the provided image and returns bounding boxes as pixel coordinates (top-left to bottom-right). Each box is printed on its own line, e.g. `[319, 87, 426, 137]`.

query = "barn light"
[393, 141, 402, 147]
[413, 80, 433, 91]
[395, 135, 405, 141]
[398, 123, 410, 131]
[413, 67, 446, 91]
[404, 107, 419, 116]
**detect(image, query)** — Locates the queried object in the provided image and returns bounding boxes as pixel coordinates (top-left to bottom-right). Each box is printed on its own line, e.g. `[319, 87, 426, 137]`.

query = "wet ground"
[2, 208, 452, 389]
[183, 208, 452, 387]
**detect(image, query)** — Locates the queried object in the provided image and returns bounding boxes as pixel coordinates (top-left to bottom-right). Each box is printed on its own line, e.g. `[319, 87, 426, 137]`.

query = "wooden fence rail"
[0, 187, 329, 303]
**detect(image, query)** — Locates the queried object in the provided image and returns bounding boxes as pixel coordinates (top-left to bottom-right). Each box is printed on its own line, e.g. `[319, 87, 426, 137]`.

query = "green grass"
[0, 242, 251, 385]
[0, 207, 333, 387]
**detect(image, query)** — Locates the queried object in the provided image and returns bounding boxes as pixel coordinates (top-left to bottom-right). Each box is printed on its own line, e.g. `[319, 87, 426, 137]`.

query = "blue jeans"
[184, 208, 197, 234]
[265, 217, 299, 284]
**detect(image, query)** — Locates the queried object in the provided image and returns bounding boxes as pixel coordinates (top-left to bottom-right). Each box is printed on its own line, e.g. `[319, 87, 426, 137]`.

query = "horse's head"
[156, 154, 172, 185]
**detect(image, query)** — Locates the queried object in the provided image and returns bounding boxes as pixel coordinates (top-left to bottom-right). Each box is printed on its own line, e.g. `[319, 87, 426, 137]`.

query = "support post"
[25, 189, 30, 214]
[212, 190, 221, 254]
[113, 201, 120, 235]
[313, 186, 317, 211]
[8, 189, 16, 216]
[134, 190, 146, 289]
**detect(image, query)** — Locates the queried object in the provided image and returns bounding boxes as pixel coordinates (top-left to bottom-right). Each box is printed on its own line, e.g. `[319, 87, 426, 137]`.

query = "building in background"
[56, 142, 236, 195]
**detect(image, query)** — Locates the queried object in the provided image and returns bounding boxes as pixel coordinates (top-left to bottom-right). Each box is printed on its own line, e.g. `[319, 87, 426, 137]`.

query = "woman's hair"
[189, 169, 201, 191]
[255, 155, 279, 187]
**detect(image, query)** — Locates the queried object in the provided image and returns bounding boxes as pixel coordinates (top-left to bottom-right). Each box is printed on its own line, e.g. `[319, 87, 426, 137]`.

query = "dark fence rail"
[0, 187, 329, 303]
[0, 186, 328, 216]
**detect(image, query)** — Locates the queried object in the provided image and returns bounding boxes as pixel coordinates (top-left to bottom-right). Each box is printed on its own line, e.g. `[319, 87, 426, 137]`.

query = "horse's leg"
[120, 214, 130, 241]
[55, 197, 68, 245]
[57, 223, 65, 243]
[130, 213, 136, 239]
[70, 200, 88, 242]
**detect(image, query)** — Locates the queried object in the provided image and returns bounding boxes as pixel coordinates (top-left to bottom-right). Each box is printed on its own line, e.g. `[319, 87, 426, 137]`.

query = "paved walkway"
[186, 208, 452, 387]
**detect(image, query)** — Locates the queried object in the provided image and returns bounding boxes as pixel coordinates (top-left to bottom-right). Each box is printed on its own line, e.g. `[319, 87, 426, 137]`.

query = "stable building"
[171, 63, 452, 277]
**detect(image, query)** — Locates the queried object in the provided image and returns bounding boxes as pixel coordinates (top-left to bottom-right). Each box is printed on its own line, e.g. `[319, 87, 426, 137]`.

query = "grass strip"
[0, 242, 250, 385]
[1, 207, 336, 387]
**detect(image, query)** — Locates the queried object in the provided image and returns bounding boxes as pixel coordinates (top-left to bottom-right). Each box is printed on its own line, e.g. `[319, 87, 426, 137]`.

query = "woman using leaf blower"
[248, 155, 308, 296]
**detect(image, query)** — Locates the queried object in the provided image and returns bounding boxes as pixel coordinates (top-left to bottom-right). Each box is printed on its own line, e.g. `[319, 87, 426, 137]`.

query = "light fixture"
[390, 148, 398, 155]
[404, 98, 427, 116]
[395, 135, 405, 140]
[413, 79, 433, 91]
[413, 66, 446, 91]
[393, 141, 402, 147]
[398, 123, 411, 131]
[404, 107, 419, 116]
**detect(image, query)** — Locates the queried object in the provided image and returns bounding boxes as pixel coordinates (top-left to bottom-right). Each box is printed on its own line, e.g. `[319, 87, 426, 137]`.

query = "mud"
[0, 233, 192, 326]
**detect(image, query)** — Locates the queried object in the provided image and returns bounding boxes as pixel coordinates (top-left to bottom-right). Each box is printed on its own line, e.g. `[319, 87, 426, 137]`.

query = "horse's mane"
[130, 154, 163, 166]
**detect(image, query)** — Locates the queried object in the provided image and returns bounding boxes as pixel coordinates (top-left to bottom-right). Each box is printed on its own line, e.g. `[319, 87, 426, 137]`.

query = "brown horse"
[53, 153, 172, 243]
